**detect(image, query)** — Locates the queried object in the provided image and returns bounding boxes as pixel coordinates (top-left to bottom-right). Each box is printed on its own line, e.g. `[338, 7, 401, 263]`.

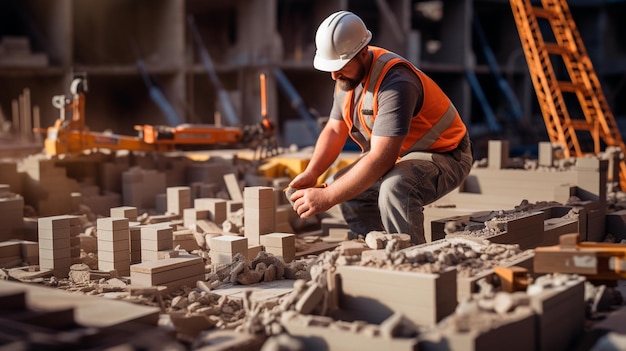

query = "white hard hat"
[313, 11, 372, 72]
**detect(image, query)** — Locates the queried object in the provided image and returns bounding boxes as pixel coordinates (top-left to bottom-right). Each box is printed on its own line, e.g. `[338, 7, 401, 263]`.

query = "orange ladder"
[510, 0, 626, 189]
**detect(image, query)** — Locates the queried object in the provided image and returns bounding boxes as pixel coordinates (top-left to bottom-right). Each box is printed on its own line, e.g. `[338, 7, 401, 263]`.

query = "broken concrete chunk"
[295, 283, 325, 315]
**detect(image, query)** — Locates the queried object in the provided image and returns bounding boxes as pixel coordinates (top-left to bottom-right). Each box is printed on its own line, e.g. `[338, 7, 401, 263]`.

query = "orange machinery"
[41, 75, 274, 156]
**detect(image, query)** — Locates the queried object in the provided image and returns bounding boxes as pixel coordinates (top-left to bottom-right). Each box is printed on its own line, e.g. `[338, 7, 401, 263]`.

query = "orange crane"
[40, 75, 275, 157]
[510, 0, 626, 189]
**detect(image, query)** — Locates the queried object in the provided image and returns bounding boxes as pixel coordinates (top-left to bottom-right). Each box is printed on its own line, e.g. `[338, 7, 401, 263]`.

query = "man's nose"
[331, 71, 341, 80]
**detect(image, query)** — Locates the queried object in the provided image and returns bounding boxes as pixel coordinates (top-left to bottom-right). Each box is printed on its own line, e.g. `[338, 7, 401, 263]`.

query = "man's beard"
[337, 64, 366, 91]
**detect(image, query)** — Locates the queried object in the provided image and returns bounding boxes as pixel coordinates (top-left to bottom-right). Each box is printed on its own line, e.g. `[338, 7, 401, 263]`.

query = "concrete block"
[194, 198, 227, 224]
[98, 249, 130, 262]
[38, 215, 71, 230]
[281, 312, 418, 351]
[140, 224, 173, 242]
[97, 228, 130, 242]
[98, 239, 129, 252]
[260, 232, 295, 247]
[183, 208, 209, 228]
[166, 186, 191, 215]
[224, 173, 243, 201]
[488, 140, 509, 169]
[243, 186, 275, 208]
[97, 217, 129, 231]
[530, 276, 585, 351]
[486, 212, 544, 250]
[420, 308, 536, 351]
[110, 206, 138, 220]
[606, 209, 626, 242]
[210, 235, 248, 254]
[334, 265, 457, 327]
[38, 237, 70, 250]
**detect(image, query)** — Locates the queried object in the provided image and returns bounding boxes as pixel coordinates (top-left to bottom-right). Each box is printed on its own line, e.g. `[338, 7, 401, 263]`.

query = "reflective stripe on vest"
[361, 52, 404, 124]
[404, 103, 458, 152]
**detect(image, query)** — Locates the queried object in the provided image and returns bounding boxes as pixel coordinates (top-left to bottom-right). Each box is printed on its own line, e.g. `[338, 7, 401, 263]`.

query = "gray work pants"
[337, 133, 473, 244]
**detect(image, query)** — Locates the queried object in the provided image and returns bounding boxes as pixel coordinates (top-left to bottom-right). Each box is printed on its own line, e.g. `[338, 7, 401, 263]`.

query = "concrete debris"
[357, 237, 530, 277]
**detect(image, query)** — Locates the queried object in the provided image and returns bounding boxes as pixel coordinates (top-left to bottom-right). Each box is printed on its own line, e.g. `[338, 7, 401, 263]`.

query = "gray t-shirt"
[330, 64, 424, 152]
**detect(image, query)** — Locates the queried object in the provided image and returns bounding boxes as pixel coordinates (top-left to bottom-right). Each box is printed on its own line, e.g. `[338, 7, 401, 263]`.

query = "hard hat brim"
[313, 54, 353, 72]
[313, 30, 372, 72]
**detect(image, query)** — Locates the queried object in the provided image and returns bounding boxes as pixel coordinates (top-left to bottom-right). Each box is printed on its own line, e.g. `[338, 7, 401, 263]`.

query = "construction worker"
[288, 11, 473, 244]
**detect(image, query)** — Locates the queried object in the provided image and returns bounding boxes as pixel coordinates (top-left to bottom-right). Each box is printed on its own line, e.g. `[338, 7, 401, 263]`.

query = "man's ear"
[359, 46, 369, 58]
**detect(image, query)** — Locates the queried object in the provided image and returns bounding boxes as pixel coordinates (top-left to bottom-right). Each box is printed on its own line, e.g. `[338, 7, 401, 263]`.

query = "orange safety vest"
[336, 46, 467, 154]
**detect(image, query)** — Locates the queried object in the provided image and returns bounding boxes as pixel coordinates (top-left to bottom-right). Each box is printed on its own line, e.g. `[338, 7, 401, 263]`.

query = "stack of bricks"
[166, 186, 191, 216]
[140, 224, 174, 262]
[38, 215, 74, 277]
[0, 184, 24, 241]
[260, 233, 296, 263]
[209, 235, 248, 265]
[110, 206, 138, 222]
[243, 186, 275, 246]
[130, 254, 205, 293]
[97, 217, 130, 276]
[110, 206, 141, 264]
[129, 226, 142, 264]
[67, 215, 81, 264]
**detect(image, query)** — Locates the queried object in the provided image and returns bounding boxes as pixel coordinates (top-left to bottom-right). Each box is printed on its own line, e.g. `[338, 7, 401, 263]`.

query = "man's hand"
[291, 187, 333, 218]
[288, 171, 318, 189]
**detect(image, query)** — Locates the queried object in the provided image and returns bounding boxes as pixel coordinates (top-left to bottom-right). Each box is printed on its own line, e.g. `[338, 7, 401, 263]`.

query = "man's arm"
[289, 118, 349, 189]
[292, 133, 404, 218]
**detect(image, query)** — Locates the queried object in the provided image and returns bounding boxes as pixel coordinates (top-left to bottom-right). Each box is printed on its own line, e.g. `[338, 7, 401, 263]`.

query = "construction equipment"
[534, 233, 626, 281]
[510, 0, 626, 189]
[40, 75, 275, 156]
